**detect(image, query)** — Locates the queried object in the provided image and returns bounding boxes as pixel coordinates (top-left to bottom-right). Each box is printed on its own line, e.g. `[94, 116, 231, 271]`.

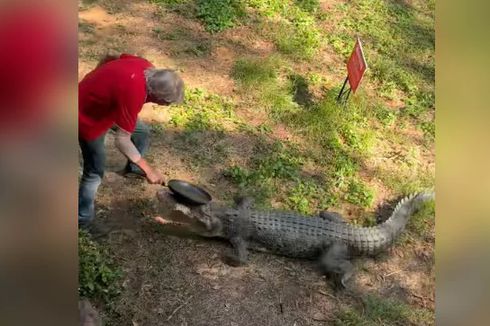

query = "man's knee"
[135, 121, 151, 136]
[82, 167, 104, 181]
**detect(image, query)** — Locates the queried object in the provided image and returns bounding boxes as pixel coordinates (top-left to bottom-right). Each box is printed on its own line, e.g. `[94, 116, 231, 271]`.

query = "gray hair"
[144, 68, 184, 104]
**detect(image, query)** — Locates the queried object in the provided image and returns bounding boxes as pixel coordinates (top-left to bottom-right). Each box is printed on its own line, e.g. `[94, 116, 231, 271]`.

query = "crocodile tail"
[338, 191, 434, 255]
[379, 190, 435, 242]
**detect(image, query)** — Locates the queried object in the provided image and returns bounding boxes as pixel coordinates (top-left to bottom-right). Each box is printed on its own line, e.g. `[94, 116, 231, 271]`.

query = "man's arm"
[114, 127, 164, 184]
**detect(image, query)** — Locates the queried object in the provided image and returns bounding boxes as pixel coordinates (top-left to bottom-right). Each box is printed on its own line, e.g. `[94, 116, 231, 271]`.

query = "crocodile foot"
[224, 237, 249, 267]
[223, 253, 247, 267]
[319, 242, 354, 290]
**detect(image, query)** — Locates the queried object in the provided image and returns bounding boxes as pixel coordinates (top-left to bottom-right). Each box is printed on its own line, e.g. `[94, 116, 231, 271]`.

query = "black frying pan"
[166, 179, 212, 206]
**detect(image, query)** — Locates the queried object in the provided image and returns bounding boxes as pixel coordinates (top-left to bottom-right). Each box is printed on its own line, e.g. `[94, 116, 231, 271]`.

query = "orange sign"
[347, 38, 368, 93]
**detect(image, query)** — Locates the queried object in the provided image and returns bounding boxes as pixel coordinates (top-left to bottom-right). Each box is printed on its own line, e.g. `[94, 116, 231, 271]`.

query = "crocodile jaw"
[153, 189, 217, 236]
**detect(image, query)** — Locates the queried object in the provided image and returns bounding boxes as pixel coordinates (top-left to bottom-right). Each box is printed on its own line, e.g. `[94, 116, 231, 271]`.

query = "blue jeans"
[78, 120, 150, 227]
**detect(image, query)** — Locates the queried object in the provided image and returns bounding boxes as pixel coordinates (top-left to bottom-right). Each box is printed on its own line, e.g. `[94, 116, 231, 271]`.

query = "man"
[78, 53, 184, 227]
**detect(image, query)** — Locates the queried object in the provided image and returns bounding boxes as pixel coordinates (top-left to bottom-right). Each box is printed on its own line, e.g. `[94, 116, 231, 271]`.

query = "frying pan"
[165, 179, 212, 206]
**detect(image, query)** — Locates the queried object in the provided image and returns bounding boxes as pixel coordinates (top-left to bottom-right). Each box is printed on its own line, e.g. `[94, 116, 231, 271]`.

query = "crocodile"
[153, 189, 435, 287]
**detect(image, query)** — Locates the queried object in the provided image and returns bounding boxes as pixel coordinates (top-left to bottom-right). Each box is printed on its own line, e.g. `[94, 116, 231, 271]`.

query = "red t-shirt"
[79, 54, 153, 141]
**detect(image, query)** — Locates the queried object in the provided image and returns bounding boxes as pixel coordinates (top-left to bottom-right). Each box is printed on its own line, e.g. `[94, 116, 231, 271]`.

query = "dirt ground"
[87, 131, 434, 326]
[79, 1, 434, 325]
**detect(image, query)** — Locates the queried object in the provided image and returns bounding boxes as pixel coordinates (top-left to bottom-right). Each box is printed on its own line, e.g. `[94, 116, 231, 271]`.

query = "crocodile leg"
[225, 197, 254, 266]
[225, 236, 249, 266]
[234, 196, 254, 210]
[319, 211, 347, 224]
[319, 242, 354, 289]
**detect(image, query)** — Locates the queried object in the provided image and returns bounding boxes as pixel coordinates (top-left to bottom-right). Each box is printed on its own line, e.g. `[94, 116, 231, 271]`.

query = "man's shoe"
[118, 163, 146, 179]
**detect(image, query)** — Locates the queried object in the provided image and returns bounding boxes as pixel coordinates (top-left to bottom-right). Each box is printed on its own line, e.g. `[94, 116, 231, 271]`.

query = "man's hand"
[135, 158, 165, 185]
[145, 169, 165, 185]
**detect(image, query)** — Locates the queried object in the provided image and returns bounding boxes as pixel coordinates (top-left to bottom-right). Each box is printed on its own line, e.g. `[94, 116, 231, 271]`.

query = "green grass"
[231, 56, 378, 211]
[374, 104, 397, 127]
[232, 56, 281, 88]
[251, 75, 375, 160]
[325, 0, 435, 127]
[79, 230, 122, 306]
[286, 179, 337, 214]
[153, 27, 188, 41]
[153, 26, 212, 57]
[294, 0, 320, 14]
[250, 1, 323, 60]
[150, 0, 197, 19]
[276, 90, 376, 197]
[150, 0, 194, 9]
[335, 294, 434, 325]
[151, 0, 245, 33]
[231, 56, 299, 115]
[168, 88, 239, 132]
[289, 74, 314, 107]
[150, 0, 190, 4]
[80, 0, 99, 10]
[374, 148, 435, 197]
[420, 120, 435, 141]
[255, 123, 273, 135]
[345, 179, 374, 208]
[224, 138, 340, 212]
[224, 141, 303, 179]
[196, 0, 245, 33]
[272, 11, 322, 60]
[407, 199, 435, 239]
[229, 50, 432, 217]
[164, 88, 242, 166]
[224, 140, 306, 207]
[183, 40, 213, 57]
[150, 0, 323, 58]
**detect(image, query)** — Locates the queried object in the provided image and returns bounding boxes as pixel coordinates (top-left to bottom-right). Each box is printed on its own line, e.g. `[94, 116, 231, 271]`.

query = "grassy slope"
[154, 0, 435, 212]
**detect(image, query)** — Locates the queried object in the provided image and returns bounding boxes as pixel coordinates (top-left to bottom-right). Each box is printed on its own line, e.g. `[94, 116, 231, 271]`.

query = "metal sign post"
[337, 37, 368, 104]
[336, 76, 351, 104]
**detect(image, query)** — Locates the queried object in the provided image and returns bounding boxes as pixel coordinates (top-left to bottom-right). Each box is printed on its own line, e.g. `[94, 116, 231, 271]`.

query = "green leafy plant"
[247, 0, 288, 17]
[294, 0, 320, 14]
[331, 152, 358, 188]
[271, 8, 322, 60]
[224, 141, 306, 206]
[420, 120, 435, 141]
[374, 104, 397, 126]
[345, 179, 374, 207]
[196, 0, 245, 33]
[248, 0, 322, 59]
[286, 180, 333, 215]
[224, 166, 250, 187]
[79, 230, 122, 304]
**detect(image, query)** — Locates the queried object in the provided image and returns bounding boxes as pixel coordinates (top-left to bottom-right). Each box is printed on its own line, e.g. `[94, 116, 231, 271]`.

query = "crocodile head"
[153, 189, 223, 237]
